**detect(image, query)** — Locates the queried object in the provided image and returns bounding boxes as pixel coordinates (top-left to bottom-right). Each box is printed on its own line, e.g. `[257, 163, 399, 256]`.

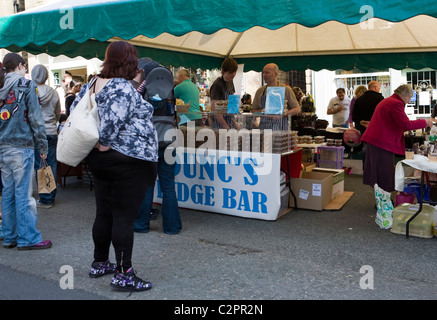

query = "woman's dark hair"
[3, 52, 25, 73]
[0, 62, 4, 89]
[99, 41, 139, 80]
[0, 53, 26, 88]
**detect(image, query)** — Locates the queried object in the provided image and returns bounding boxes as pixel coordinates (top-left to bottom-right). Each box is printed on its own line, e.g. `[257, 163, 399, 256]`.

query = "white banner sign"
[153, 148, 282, 220]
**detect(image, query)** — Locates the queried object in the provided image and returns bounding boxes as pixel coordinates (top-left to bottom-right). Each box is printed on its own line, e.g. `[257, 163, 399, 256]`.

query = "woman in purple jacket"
[361, 84, 433, 195]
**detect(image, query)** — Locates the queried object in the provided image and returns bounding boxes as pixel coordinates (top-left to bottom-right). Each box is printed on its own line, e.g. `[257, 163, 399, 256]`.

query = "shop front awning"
[1, 0, 437, 71]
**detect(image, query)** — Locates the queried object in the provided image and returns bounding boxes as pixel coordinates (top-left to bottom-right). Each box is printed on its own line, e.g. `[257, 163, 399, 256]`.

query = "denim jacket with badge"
[0, 74, 48, 155]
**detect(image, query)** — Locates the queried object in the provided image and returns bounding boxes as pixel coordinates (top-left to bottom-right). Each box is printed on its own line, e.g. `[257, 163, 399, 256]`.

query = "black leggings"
[87, 149, 157, 272]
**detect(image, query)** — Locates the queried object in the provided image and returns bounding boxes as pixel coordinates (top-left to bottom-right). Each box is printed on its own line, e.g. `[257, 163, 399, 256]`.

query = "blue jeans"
[0, 147, 42, 247]
[35, 135, 57, 205]
[134, 149, 181, 234]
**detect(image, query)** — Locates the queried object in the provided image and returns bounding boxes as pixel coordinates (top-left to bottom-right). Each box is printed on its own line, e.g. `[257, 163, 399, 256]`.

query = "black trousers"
[86, 148, 157, 272]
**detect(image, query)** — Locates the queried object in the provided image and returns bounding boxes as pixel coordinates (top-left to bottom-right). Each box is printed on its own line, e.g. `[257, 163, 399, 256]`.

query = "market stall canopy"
[1, 0, 437, 71]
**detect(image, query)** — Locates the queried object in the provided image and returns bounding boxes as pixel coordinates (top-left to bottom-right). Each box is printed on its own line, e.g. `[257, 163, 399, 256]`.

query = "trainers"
[150, 208, 160, 220]
[3, 242, 17, 249]
[36, 200, 54, 209]
[89, 260, 117, 278]
[110, 268, 152, 292]
[17, 240, 52, 251]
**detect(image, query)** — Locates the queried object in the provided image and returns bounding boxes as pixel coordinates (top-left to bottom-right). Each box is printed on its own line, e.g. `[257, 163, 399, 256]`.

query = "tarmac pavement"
[1, 174, 436, 303]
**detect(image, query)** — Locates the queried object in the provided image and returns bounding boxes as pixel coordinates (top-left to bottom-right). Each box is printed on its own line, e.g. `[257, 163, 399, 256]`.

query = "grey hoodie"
[36, 84, 61, 135]
[0, 72, 48, 155]
[0, 72, 21, 100]
[31, 64, 61, 135]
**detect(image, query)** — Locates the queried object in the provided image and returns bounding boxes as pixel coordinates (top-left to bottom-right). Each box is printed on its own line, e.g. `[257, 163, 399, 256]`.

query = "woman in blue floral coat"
[71, 41, 158, 292]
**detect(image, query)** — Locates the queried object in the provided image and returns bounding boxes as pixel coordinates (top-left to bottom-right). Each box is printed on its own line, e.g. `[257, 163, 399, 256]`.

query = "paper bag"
[37, 162, 56, 194]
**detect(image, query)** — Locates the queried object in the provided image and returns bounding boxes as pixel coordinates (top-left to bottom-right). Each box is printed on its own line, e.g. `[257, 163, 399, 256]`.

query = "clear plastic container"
[391, 203, 434, 238]
[280, 187, 290, 213]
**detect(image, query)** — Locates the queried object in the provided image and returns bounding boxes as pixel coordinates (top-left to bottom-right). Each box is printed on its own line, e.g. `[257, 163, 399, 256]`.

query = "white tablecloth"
[395, 155, 437, 191]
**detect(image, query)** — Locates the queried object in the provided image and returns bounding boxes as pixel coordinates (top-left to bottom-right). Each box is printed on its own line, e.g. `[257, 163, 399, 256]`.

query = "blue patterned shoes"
[110, 267, 152, 292]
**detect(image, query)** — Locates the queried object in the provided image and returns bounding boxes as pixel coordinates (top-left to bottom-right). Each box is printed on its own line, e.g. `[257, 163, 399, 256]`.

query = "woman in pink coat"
[362, 84, 433, 191]
[361, 84, 433, 228]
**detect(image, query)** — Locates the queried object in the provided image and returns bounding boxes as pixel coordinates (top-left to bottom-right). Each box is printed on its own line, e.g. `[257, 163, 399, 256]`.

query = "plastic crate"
[317, 146, 344, 169]
[391, 203, 434, 238]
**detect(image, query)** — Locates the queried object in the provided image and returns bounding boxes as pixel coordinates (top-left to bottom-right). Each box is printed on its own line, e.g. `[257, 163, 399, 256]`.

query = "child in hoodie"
[31, 64, 61, 208]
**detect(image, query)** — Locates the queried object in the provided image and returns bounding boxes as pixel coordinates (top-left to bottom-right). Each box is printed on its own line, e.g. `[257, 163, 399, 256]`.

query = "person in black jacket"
[64, 79, 82, 116]
[352, 81, 384, 134]
[351, 80, 384, 169]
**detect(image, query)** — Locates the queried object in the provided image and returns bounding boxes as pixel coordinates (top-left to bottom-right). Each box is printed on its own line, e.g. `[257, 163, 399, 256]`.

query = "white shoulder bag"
[57, 78, 99, 167]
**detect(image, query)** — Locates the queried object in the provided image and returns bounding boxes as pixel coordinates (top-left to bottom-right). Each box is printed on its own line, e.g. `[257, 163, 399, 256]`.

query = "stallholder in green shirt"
[174, 68, 202, 121]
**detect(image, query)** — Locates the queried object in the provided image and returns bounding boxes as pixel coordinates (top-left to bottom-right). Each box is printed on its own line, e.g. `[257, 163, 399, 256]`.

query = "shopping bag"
[37, 161, 56, 194]
[374, 183, 393, 229]
[57, 80, 99, 167]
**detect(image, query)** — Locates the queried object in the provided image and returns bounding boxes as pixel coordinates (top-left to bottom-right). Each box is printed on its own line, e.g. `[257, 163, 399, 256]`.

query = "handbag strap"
[89, 76, 98, 94]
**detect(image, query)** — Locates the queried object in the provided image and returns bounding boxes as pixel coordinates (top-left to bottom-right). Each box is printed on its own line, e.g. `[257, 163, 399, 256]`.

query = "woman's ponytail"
[0, 62, 5, 89]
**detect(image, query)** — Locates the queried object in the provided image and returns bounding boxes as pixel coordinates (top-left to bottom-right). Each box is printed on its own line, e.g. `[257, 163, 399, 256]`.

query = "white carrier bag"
[57, 78, 99, 167]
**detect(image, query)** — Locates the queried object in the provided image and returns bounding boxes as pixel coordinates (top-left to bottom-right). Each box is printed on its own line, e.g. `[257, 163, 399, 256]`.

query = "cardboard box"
[311, 168, 345, 200]
[289, 171, 333, 211]
[301, 162, 316, 176]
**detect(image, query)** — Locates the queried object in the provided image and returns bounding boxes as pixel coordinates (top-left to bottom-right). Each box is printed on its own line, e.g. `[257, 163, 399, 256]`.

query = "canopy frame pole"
[224, 32, 243, 58]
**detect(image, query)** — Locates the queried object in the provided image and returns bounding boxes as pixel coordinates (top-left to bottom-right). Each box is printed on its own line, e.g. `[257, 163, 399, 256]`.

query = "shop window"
[406, 70, 437, 116]
[335, 75, 390, 99]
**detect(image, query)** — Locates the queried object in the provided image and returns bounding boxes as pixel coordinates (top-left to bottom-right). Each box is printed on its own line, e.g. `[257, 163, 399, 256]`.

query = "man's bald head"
[368, 81, 381, 92]
[263, 63, 279, 86]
